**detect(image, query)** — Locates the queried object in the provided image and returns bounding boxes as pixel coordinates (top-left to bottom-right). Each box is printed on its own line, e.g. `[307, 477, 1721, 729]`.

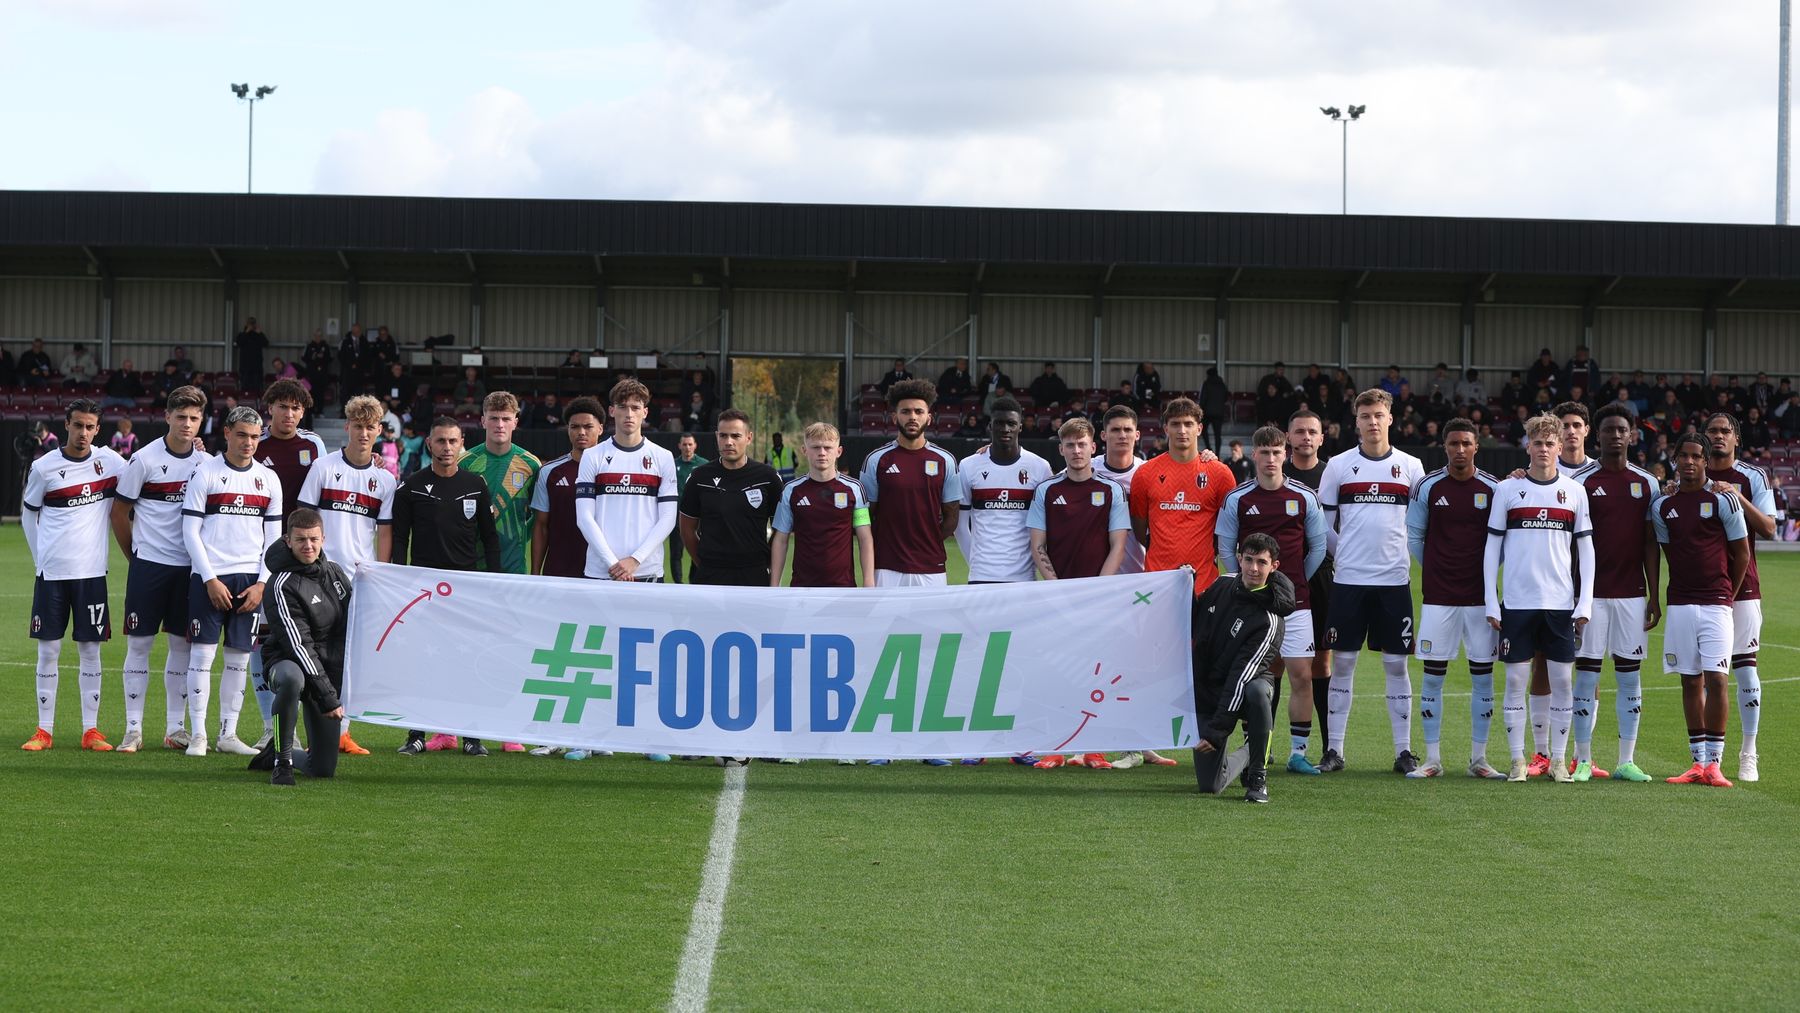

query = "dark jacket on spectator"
[1200, 370, 1231, 424]
[1028, 371, 1070, 408]
[937, 365, 973, 399]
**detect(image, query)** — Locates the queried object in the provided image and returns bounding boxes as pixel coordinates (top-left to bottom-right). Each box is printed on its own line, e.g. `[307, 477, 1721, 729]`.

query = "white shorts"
[1417, 604, 1496, 663]
[875, 570, 948, 588]
[1663, 604, 1733, 676]
[1576, 597, 1649, 662]
[1732, 599, 1763, 656]
[1281, 608, 1315, 659]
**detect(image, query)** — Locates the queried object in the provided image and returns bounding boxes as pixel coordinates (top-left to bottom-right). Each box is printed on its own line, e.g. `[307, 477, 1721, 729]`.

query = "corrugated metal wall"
[486, 285, 592, 358]
[1716, 310, 1800, 376]
[237, 281, 342, 350]
[1354, 303, 1459, 372]
[359, 283, 468, 345]
[1103, 296, 1213, 392]
[1593, 307, 1702, 375]
[606, 286, 718, 354]
[979, 295, 1090, 378]
[852, 292, 968, 388]
[0, 277, 98, 342]
[733, 289, 840, 355]
[1227, 301, 1336, 391]
[116, 279, 226, 370]
[1473, 305, 1581, 372]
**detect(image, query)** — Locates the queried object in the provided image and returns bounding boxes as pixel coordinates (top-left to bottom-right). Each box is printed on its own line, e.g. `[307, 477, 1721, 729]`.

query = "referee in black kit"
[391, 416, 500, 756]
[678, 410, 780, 586]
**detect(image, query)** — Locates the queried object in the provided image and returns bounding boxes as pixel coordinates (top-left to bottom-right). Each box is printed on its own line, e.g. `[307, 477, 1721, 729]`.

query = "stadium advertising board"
[344, 565, 1196, 759]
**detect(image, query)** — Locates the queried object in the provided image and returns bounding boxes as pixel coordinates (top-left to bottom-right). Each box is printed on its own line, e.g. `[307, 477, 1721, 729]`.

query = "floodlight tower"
[1319, 104, 1366, 214]
[231, 83, 277, 193]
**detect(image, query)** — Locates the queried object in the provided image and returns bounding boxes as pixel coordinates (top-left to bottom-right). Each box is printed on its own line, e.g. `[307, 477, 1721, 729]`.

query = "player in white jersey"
[20, 398, 128, 752]
[110, 386, 210, 751]
[955, 397, 1053, 584]
[180, 405, 283, 757]
[1315, 389, 1427, 773]
[297, 395, 395, 756]
[1485, 415, 1594, 783]
[576, 378, 679, 583]
[1701, 412, 1777, 782]
[1093, 405, 1147, 575]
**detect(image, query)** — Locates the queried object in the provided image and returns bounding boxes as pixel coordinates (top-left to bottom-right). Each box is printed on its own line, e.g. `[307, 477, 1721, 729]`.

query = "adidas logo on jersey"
[1053, 495, 1066, 505]
[1246, 505, 1260, 515]
[886, 463, 901, 474]
[1592, 486, 1606, 496]
[556, 477, 569, 487]
[310, 595, 322, 604]
[1434, 496, 1448, 506]
[798, 496, 811, 506]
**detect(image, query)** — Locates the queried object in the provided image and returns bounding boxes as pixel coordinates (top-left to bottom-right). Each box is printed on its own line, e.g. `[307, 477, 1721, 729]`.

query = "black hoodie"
[262, 539, 353, 712]
[1190, 570, 1297, 749]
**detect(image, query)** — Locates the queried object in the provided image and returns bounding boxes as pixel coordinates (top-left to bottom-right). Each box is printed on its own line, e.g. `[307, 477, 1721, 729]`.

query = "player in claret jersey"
[180, 406, 283, 757]
[771, 422, 874, 589]
[110, 385, 210, 752]
[1570, 404, 1663, 782]
[20, 399, 127, 752]
[1316, 389, 1427, 773]
[1701, 413, 1776, 782]
[1485, 415, 1594, 783]
[251, 379, 327, 745]
[1282, 408, 1337, 761]
[1654, 433, 1750, 788]
[1405, 419, 1504, 779]
[860, 378, 962, 589]
[956, 396, 1053, 585]
[531, 396, 605, 580]
[296, 394, 396, 756]
[1216, 426, 1328, 774]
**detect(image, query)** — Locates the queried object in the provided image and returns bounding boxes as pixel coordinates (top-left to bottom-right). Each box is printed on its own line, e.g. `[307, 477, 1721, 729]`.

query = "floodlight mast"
[231, 83, 277, 193]
[1319, 104, 1366, 214]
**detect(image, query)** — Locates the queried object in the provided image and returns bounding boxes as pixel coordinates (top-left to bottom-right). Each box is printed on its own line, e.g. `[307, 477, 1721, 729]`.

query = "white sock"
[1547, 661, 1574, 764]
[188, 641, 219, 736]
[164, 638, 192, 734]
[77, 641, 103, 731]
[1503, 663, 1530, 760]
[219, 648, 250, 738]
[1734, 664, 1761, 755]
[1382, 654, 1412, 755]
[123, 636, 155, 736]
[1327, 651, 1358, 753]
[1616, 667, 1643, 766]
[35, 639, 62, 732]
[1530, 692, 1550, 755]
[340, 716, 351, 736]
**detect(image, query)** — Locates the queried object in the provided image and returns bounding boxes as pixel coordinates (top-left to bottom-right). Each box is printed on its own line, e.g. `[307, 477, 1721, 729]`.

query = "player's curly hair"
[262, 378, 312, 410]
[483, 390, 519, 415]
[887, 378, 937, 409]
[566, 396, 604, 422]
[1593, 402, 1636, 428]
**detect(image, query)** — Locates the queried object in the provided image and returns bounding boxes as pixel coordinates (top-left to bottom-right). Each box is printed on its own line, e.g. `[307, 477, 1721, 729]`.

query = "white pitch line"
[669, 762, 748, 1013]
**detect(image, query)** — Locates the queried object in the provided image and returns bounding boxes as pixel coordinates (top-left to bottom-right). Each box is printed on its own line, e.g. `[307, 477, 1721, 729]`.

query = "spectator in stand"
[409, 384, 434, 432]
[1109, 380, 1138, 413]
[1652, 388, 1686, 435]
[270, 357, 299, 384]
[1300, 363, 1330, 400]
[1199, 367, 1231, 455]
[301, 329, 333, 393]
[1745, 407, 1773, 454]
[1673, 372, 1703, 412]
[1423, 362, 1454, 401]
[109, 418, 138, 459]
[16, 339, 51, 387]
[529, 393, 563, 429]
[169, 345, 195, 379]
[1626, 370, 1653, 414]
[1028, 361, 1070, 409]
[1477, 423, 1500, 449]
[1497, 371, 1527, 413]
[1748, 372, 1777, 413]
[452, 365, 486, 415]
[1503, 403, 1532, 446]
[376, 362, 409, 404]
[1256, 361, 1294, 398]
[1377, 365, 1407, 398]
[682, 390, 712, 431]
[1468, 405, 1491, 434]
[1525, 347, 1559, 397]
[0, 344, 13, 386]
[1224, 440, 1253, 483]
[560, 349, 586, 369]
[1132, 361, 1162, 406]
[1606, 386, 1637, 420]
[337, 324, 369, 403]
[1393, 382, 1424, 428]
[1728, 373, 1751, 406]
[1780, 393, 1800, 439]
[1254, 380, 1291, 428]
[99, 359, 143, 409]
[154, 361, 185, 405]
[1563, 345, 1600, 400]
[371, 325, 400, 378]
[1597, 371, 1625, 407]
[1332, 367, 1356, 398]
[877, 358, 912, 395]
[981, 361, 1014, 403]
[382, 400, 404, 441]
[235, 317, 269, 392]
[60, 342, 96, 386]
[1313, 381, 1347, 430]
[1777, 377, 1794, 405]
[399, 422, 426, 475]
[1454, 368, 1486, 406]
[937, 357, 973, 400]
[1567, 383, 1590, 409]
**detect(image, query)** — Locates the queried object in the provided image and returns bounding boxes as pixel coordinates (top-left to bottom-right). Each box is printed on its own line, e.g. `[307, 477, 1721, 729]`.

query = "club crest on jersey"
[462, 499, 477, 519]
[94, 460, 103, 475]
[1556, 489, 1567, 504]
[1018, 468, 1028, 484]
[254, 477, 264, 491]
[746, 488, 763, 508]
[1700, 501, 1714, 518]
[1630, 482, 1644, 498]
[1196, 473, 1208, 488]
[368, 477, 379, 493]
[642, 455, 652, 470]
[299, 449, 313, 466]
[925, 460, 939, 476]
[1390, 465, 1401, 479]
[509, 471, 525, 492]
[1285, 499, 1300, 516]
[834, 492, 848, 509]
[1092, 491, 1106, 507]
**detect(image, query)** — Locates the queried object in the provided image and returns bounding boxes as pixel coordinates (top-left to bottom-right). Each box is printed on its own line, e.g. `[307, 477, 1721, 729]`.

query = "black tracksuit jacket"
[262, 540, 352, 713]
[1191, 570, 1297, 749]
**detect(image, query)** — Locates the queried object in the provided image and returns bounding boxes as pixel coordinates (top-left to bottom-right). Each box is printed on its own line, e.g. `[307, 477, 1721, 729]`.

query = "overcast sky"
[3, 0, 1791, 224]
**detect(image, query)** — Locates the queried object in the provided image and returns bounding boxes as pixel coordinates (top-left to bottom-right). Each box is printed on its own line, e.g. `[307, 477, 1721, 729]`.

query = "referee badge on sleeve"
[746, 488, 764, 508]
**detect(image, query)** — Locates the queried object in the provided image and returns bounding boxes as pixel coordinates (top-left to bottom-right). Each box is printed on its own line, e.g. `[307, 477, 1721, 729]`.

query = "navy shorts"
[1499, 608, 1576, 664]
[1326, 582, 1415, 655]
[31, 576, 111, 642]
[187, 572, 262, 651]
[124, 558, 191, 637]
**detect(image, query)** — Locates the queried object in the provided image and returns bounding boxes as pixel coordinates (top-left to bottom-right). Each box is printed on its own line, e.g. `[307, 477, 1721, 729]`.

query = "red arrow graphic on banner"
[376, 581, 453, 652]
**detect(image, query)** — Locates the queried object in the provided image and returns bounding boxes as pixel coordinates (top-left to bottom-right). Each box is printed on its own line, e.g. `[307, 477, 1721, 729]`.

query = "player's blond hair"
[483, 390, 519, 415]
[1057, 417, 1094, 442]
[1524, 414, 1561, 444]
[1353, 388, 1392, 411]
[802, 421, 840, 445]
[344, 395, 385, 426]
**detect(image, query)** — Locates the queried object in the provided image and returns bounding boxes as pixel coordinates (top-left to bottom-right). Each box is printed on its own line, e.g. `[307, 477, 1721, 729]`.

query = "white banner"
[344, 564, 1196, 759]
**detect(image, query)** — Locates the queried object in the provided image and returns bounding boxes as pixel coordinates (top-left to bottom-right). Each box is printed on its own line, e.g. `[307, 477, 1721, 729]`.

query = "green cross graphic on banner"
[1132, 591, 1154, 605]
[523, 623, 614, 723]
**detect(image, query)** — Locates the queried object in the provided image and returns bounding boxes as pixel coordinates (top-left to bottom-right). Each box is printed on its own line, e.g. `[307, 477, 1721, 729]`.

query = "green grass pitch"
[1, 527, 1795, 1009]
